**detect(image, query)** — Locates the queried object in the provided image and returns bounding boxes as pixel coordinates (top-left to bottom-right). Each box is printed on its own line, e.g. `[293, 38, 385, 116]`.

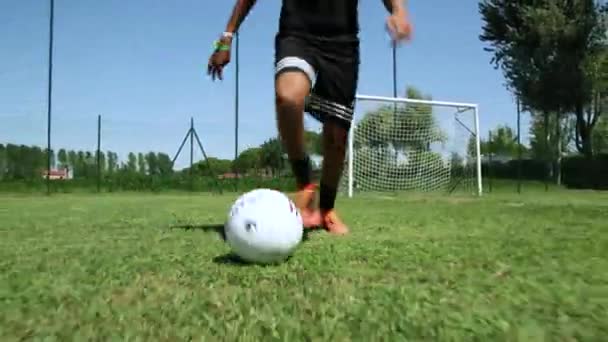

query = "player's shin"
[319, 119, 350, 234]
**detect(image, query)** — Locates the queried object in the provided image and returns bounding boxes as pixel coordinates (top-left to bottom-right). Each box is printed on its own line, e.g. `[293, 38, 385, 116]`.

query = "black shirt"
[279, 0, 359, 37]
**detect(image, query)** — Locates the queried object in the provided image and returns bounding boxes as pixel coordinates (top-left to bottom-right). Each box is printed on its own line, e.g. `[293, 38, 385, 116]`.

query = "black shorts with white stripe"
[274, 31, 360, 129]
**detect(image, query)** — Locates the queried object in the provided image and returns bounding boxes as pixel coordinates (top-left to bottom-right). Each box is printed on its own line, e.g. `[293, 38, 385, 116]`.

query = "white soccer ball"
[224, 189, 303, 264]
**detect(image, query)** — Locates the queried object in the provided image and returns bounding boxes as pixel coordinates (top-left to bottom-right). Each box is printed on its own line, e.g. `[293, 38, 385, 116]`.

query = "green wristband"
[213, 40, 230, 52]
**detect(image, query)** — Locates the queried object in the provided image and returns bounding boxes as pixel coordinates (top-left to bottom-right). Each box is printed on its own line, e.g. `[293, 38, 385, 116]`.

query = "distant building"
[42, 168, 72, 180]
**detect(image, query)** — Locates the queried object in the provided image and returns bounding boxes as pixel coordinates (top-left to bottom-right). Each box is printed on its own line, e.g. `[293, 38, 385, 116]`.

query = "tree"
[137, 153, 147, 175]
[259, 137, 285, 176]
[593, 114, 608, 154]
[145, 152, 158, 176]
[68, 150, 78, 176]
[0, 144, 5, 180]
[353, 86, 447, 180]
[57, 149, 68, 169]
[529, 112, 575, 159]
[126, 153, 137, 173]
[304, 130, 323, 155]
[97, 151, 106, 175]
[233, 147, 262, 174]
[156, 153, 173, 177]
[107, 151, 118, 174]
[197, 158, 232, 176]
[487, 125, 519, 157]
[479, 0, 607, 158]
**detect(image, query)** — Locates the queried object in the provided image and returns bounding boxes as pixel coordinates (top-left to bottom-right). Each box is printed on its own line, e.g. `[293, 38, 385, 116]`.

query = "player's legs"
[318, 119, 349, 234]
[306, 39, 359, 235]
[274, 35, 322, 228]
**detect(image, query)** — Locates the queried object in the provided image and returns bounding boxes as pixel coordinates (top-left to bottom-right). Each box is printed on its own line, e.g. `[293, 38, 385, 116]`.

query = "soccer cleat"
[294, 183, 322, 228]
[321, 210, 350, 235]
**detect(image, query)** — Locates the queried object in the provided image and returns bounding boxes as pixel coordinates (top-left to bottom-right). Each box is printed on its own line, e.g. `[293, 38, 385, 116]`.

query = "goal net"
[342, 94, 482, 197]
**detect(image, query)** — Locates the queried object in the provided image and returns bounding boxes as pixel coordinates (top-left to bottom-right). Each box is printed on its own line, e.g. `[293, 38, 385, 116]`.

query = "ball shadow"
[170, 223, 226, 240]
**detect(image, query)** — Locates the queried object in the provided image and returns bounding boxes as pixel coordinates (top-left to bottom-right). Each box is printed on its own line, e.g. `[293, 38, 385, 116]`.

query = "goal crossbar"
[356, 94, 478, 109]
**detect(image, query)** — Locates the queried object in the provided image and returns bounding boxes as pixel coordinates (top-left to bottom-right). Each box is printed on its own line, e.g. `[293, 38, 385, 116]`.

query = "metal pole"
[234, 31, 240, 191]
[97, 114, 101, 193]
[190, 117, 194, 191]
[347, 122, 355, 198]
[46, 0, 55, 195]
[474, 105, 483, 196]
[516, 97, 522, 194]
[488, 130, 493, 193]
[392, 42, 397, 98]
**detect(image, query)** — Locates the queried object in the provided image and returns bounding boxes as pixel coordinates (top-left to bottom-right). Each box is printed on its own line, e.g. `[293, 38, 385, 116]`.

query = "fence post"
[46, 0, 55, 195]
[488, 130, 493, 193]
[97, 114, 101, 193]
[190, 117, 194, 191]
[517, 97, 522, 194]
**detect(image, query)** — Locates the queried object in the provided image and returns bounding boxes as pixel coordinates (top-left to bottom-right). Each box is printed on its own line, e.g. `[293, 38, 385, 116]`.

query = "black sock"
[319, 183, 337, 211]
[290, 156, 311, 189]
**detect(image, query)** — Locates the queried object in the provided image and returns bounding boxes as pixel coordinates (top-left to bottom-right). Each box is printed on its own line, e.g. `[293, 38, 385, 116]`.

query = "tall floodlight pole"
[234, 31, 240, 191]
[46, 0, 55, 195]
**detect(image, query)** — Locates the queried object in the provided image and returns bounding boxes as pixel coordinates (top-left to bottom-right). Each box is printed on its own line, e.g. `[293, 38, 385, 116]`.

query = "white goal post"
[344, 94, 482, 197]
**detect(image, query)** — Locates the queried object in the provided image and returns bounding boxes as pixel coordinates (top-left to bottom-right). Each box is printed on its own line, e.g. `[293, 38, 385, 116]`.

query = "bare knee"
[275, 88, 305, 112]
[275, 72, 311, 112]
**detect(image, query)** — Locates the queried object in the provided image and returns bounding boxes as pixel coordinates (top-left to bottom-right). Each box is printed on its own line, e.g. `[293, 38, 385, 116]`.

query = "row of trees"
[0, 130, 324, 183]
[479, 0, 607, 184]
[469, 116, 608, 160]
[0, 144, 174, 181]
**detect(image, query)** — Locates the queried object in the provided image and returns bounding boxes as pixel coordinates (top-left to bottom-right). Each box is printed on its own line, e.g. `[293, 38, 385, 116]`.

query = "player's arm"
[220, 0, 258, 45]
[382, 0, 407, 14]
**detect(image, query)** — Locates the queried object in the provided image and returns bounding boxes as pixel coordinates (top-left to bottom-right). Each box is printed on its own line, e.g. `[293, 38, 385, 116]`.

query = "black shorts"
[274, 32, 360, 128]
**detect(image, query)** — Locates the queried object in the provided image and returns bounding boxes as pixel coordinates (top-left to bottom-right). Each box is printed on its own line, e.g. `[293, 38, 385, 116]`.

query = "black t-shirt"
[279, 0, 359, 37]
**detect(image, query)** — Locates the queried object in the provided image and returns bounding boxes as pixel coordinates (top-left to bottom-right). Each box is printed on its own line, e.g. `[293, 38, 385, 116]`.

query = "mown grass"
[1, 190, 607, 340]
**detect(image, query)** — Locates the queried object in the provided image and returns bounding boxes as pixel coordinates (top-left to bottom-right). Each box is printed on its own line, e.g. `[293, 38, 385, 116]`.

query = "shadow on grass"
[171, 222, 322, 266]
[169, 223, 320, 242]
[212, 252, 299, 267]
[170, 223, 226, 240]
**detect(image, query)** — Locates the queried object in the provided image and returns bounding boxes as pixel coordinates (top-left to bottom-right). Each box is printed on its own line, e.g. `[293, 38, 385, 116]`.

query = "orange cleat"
[321, 210, 349, 235]
[294, 184, 322, 228]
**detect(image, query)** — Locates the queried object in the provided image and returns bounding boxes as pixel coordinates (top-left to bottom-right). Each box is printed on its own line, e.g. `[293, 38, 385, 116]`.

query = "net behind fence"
[342, 95, 481, 197]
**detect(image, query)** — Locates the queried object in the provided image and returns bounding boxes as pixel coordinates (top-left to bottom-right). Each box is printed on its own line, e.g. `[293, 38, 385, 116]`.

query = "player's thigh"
[274, 35, 316, 106]
[309, 54, 359, 128]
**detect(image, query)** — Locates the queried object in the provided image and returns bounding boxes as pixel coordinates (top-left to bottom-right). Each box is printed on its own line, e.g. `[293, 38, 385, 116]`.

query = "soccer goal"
[343, 94, 482, 197]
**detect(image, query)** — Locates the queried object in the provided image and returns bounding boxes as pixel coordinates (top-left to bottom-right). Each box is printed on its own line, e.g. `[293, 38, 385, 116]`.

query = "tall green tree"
[67, 150, 78, 175]
[137, 152, 147, 175]
[0, 144, 5, 180]
[593, 114, 608, 154]
[107, 151, 119, 174]
[259, 137, 285, 176]
[156, 153, 173, 177]
[304, 130, 323, 155]
[487, 125, 519, 157]
[126, 153, 137, 173]
[57, 149, 68, 169]
[145, 152, 158, 176]
[529, 112, 575, 159]
[233, 147, 262, 174]
[479, 0, 607, 158]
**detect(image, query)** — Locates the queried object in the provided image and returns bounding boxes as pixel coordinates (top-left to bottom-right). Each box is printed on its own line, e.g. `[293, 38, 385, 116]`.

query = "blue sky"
[1, 0, 526, 168]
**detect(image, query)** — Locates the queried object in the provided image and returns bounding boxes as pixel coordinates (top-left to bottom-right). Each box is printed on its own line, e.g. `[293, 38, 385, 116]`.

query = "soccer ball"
[224, 189, 303, 264]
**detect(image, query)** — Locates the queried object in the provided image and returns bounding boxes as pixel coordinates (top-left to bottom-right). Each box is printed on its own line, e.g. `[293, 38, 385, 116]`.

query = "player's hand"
[386, 8, 412, 43]
[207, 37, 232, 81]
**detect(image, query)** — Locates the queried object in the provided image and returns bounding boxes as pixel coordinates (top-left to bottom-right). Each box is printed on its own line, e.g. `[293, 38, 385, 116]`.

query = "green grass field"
[1, 190, 607, 340]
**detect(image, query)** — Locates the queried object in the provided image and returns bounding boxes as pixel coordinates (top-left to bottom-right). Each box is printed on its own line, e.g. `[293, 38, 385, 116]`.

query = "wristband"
[213, 40, 231, 52]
